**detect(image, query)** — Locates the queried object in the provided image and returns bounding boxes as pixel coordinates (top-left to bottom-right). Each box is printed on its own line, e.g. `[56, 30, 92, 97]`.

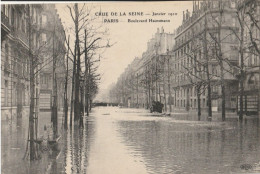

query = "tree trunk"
[207, 82, 212, 120]
[74, 3, 81, 122]
[28, 5, 36, 160]
[79, 85, 84, 127]
[239, 18, 245, 122]
[197, 84, 201, 121]
[64, 36, 69, 129]
[221, 83, 226, 121]
[204, 12, 212, 120]
[87, 44, 91, 115]
[84, 29, 89, 115]
[52, 19, 58, 138]
[163, 82, 167, 112]
[239, 76, 244, 121]
[70, 42, 76, 128]
[90, 99, 92, 111]
[217, 8, 226, 122]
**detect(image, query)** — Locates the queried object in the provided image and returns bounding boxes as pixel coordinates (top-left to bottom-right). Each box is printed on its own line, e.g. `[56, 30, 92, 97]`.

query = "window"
[42, 33, 47, 42]
[232, 18, 236, 27]
[11, 7, 15, 26]
[13, 82, 16, 105]
[230, 1, 236, 8]
[22, 18, 25, 32]
[17, 12, 21, 30]
[32, 8, 36, 23]
[34, 33, 37, 46]
[212, 65, 218, 75]
[5, 80, 8, 106]
[42, 14, 47, 25]
[5, 44, 9, 64]
[2, 5, 9, 17]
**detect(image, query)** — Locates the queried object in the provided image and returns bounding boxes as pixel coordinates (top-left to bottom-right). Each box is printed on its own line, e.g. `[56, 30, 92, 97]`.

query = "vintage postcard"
[1, 1, 260, 174]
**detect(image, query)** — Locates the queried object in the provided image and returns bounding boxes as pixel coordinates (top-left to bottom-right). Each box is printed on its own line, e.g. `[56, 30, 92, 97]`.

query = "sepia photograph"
[1, 0, 260, 173]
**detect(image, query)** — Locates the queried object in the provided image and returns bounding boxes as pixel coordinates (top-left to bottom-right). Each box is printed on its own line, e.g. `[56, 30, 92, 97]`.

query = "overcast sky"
[55, 1, 193, 100]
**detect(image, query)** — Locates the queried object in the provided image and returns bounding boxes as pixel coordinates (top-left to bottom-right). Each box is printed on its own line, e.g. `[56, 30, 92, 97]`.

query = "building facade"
[172, 1, 239, 112]
[39, 4, 66, 111]
[1, 4, 66, 121]
[1, 4, 43, 120]
[238, 0, 260, 115]
[110, 0, 259, 116]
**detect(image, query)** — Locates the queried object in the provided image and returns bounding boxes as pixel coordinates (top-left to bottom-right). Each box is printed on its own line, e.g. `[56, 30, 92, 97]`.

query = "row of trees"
[24, 4, 67, 160]
[63, 3, 111, 129]
[22, 3, 111, 161]
[109, 0, 259, 122]
[174, 0, 259, 121]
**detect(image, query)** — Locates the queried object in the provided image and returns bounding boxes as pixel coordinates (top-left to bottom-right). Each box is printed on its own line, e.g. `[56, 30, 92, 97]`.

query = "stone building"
[139, 27, 175, 109]
[1, 4, 66, 121]
[172, 1, 239, 112]
[39, 4, 66, 111]
[110, 28, 175, 108]
[238, 0, 260, 115]
[1, 4, 43, 120]
[109, 0, 259, 116]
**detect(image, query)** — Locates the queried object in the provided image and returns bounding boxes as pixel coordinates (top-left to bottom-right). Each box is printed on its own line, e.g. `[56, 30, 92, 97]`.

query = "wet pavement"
[1, 107, 260, 174]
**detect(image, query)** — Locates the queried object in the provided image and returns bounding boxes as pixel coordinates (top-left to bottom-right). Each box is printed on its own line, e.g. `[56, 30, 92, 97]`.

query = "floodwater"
[2, 107, 260, 174]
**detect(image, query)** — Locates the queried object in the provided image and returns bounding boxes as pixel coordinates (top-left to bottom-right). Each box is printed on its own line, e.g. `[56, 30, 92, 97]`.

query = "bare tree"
[65, 3, 112, 126]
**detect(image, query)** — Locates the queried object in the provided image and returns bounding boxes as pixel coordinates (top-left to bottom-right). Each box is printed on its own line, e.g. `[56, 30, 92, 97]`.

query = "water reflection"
[2, 107, 260, 174]
[53, 114, 95, 174]
[1, 112, 63, 174]
[116, 112, 260, 174]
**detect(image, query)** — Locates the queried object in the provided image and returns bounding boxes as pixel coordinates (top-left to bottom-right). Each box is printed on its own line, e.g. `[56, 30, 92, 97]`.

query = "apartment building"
[1, 4, 43, 120]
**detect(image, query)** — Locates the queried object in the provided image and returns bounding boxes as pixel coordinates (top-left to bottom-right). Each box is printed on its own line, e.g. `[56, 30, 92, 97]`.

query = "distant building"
[39, 4, 66, 111]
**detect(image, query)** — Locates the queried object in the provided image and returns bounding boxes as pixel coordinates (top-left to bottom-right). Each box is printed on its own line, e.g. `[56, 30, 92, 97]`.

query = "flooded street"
[2, 107, 260, 174]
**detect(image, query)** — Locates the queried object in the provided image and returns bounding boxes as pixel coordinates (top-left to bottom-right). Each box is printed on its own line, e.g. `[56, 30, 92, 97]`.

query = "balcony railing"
[14, 29, 29, 46]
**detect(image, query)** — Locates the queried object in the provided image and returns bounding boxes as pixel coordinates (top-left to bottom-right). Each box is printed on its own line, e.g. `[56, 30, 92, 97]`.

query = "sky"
[55, 1, 193, 101]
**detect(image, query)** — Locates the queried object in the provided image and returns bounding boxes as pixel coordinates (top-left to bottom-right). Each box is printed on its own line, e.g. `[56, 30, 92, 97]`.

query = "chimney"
[183, 11, 185, 22]
[161, 26, 164, 33]
[157, 28, 159, 33]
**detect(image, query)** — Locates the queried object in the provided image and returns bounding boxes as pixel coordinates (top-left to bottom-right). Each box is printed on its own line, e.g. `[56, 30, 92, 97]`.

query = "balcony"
[1, 12, 10, 30]
[1, 12, 11, 41]
[14, 29, 29, 46]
